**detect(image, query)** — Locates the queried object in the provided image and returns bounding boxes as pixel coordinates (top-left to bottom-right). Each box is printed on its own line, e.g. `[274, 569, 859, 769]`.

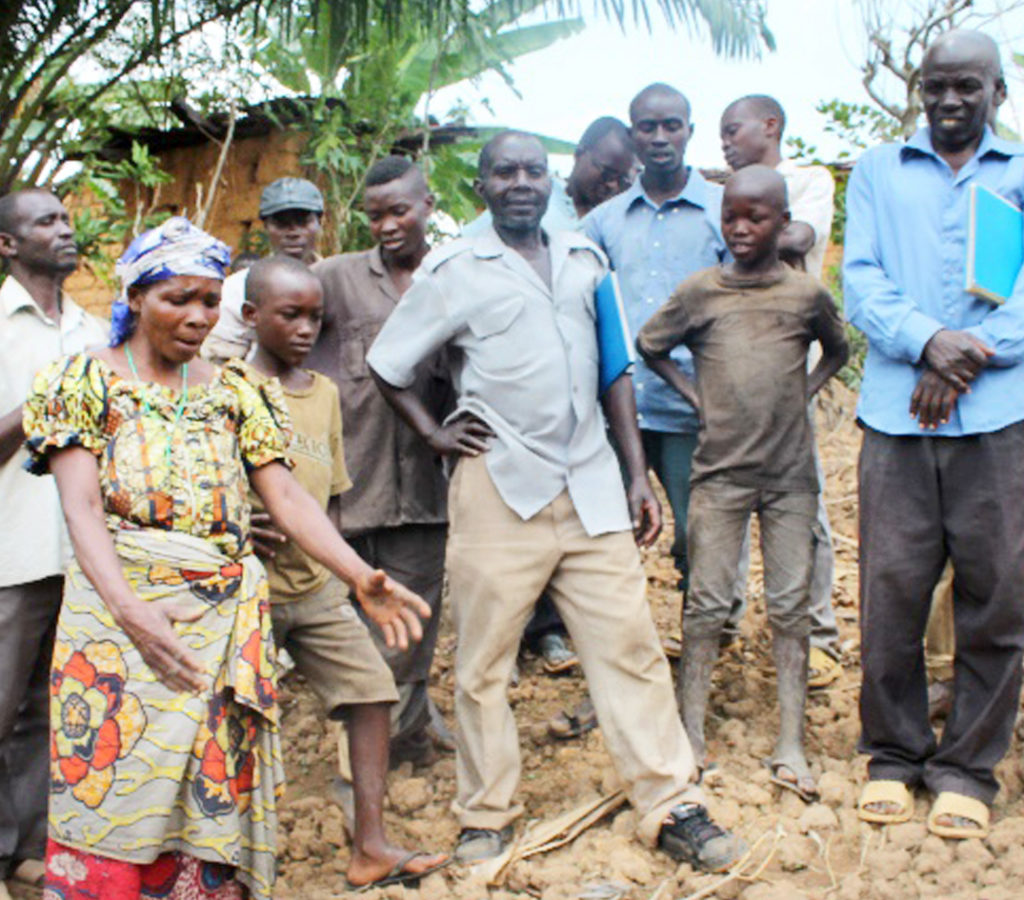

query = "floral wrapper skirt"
[46, 527, 284, 900]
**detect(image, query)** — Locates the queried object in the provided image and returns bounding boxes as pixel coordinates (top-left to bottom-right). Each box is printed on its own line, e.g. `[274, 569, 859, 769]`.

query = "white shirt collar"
[0, 274, 83, 328]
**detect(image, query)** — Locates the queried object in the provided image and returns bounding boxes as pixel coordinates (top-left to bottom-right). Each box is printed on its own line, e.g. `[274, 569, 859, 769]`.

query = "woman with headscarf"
[21, 218, 430, 900]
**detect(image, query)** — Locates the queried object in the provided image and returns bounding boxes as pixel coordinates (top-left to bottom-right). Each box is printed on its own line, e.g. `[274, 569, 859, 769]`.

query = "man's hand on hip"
[426, 413, 495, 457]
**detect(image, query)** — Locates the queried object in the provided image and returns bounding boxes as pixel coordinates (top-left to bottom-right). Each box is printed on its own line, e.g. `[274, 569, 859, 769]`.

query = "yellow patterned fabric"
[49, 529, 283, 900]
[23, 354, 292, 559]
[22, 354, 292, 900]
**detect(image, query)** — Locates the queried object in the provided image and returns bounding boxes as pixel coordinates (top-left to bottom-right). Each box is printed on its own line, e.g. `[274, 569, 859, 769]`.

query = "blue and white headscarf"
[110, 217, 231, 346]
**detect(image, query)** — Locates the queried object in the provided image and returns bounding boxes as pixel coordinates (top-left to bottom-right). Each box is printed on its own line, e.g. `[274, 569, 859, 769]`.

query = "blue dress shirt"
[844, 126, 1024, 436]
[582, 170, 726, 434]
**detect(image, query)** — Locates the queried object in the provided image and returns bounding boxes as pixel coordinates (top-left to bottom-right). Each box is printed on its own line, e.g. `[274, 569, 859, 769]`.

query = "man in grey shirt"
[367, 131, 743, 872]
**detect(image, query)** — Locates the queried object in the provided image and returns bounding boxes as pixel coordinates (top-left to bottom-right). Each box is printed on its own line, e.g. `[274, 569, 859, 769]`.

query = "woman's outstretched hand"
[354, 570, 432, 650]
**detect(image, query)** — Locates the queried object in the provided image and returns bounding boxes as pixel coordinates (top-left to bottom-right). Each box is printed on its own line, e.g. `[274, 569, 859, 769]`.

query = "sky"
[424, 0, 1024, 173]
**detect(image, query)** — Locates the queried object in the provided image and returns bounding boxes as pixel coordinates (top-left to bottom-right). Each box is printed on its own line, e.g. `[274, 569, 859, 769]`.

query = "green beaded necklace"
[124, 345, 189, 472]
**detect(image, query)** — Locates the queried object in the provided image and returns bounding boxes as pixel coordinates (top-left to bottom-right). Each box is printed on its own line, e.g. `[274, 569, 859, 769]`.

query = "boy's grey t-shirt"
[637, 265, 847, 492]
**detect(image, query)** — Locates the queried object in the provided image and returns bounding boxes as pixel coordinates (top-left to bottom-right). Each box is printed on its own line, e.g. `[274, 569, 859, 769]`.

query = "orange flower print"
[50, 640, 146, 809]
[192, 691, 257, 817]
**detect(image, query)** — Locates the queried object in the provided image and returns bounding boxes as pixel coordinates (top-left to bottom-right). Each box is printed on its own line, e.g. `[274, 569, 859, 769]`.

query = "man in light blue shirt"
[844, 29, 1024, 837]
[583, 83, 726, 599]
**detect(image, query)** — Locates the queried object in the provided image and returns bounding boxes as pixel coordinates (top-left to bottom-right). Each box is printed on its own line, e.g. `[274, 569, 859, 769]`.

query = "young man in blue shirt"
[844, 29, 1024, 839]
[583, 83, 726, 610]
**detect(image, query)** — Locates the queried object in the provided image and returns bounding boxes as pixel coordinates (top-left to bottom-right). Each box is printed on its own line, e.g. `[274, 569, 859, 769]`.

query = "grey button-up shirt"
[367, 226, 631, 537]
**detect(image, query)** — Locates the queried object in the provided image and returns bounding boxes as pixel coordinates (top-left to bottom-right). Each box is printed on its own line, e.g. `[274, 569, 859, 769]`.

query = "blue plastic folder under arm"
[595, 271, 635, 395]
[966, 183, 1024, 306]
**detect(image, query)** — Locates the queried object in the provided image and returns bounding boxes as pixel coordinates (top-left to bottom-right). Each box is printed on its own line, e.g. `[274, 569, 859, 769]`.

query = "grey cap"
[259, 177, 324, 218]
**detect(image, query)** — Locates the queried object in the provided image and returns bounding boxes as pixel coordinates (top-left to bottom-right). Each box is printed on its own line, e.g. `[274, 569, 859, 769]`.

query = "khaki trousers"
[447, 455, 702, 845]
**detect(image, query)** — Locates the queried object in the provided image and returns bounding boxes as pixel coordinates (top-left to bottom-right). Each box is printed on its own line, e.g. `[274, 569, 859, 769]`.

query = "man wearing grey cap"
[202, 176, 324, 363]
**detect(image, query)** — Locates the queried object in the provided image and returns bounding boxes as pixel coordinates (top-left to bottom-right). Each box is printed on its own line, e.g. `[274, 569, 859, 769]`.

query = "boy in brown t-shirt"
[637, 166, 848, 801]
[241, 256, 448, 888]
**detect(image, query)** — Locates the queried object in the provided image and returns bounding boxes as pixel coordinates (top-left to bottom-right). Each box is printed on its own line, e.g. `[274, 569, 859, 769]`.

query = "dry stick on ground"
[822, 835, 840, 896]
[647, 879, 672, 900]
[831, 531, 859, 550]
[480, 791, 628, 886]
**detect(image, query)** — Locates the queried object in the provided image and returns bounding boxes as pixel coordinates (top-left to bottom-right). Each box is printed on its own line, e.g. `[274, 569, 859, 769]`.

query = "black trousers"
[858, 422, 1024, 803]
[0, 576, 62, 876]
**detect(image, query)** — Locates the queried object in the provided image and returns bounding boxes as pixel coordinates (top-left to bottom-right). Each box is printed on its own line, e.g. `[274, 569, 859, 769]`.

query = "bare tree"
[854, 0, 1024, 137]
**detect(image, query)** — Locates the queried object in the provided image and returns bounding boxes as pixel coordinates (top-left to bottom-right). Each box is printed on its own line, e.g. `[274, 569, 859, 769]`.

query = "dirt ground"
[270, 381, 1024, 900]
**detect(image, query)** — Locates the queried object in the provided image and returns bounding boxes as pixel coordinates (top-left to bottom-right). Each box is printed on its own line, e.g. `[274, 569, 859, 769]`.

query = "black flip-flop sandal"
[346, 852, 450, 892]
[547, 706, 598, 740]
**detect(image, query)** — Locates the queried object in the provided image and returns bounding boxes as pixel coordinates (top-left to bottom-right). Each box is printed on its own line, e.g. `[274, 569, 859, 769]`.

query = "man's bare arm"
[807, 342, 849, 398]
[370, 370, 493, 456]
[778, 221, 816, 266]
[600, 374, 661, 546]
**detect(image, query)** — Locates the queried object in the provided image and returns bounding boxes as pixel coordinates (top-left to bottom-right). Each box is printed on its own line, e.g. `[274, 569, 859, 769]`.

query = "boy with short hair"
[240, 256, 447, 888]
[637, 165, 849, 800]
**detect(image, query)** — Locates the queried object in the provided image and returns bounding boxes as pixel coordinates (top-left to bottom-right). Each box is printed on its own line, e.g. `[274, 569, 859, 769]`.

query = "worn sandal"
[347, 851, 450, 891]
[765, 759, 819, 803]
[808, 647, 842, 690]
[927, 791, 990, 840]
[858, 779, 914, 824]
[547, 698, 598, 740]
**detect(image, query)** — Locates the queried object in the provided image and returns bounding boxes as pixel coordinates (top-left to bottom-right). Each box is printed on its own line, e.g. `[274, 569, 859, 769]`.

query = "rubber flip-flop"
[808, 647, 842, 690]
[542, 652, 579, 675]
[858, 779, 913, 824]
[547, 700, 598, 740]
[764, 759, 819, 803]
[346, 852, 450, 892]
[927, 791, 990, 840]
[538, 634, 579, 674]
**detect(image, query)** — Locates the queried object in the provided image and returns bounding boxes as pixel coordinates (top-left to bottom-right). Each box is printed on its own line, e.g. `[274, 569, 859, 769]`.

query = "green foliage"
[0, 1, 264, 192]
[821, 264, 868, 390]
[2, 0, 772, 196]
[59, 141, 174, 283]
[252, 0, 589, 251]
[814, 99, 902, 157]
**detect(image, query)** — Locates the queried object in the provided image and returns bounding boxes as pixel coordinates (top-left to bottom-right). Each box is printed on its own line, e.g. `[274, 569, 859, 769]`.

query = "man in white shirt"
[719, 94, 843, 689]
[368, 131, 744, 872]
[0, 190, 107, 897]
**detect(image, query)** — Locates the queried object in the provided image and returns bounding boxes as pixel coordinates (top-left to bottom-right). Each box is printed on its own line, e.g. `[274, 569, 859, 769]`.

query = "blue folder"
[966, 183, 1023, 305]
[595, 271, 635, 395]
